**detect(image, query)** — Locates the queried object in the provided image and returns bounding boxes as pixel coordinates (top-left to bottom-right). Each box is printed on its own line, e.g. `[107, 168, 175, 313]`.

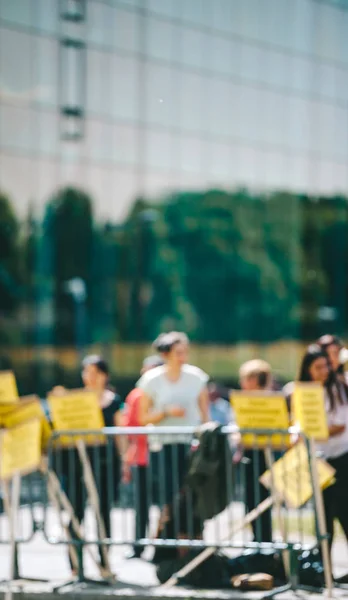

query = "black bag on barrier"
[186, 424, 233, 521]
[156, 548, 325, 589]
[156, 549, 287, 588]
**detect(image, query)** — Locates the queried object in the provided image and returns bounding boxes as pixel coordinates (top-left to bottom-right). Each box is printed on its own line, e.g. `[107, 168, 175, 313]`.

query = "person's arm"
[329, 423, 345, 437]
[113, 410, 127, 456]
[138, 391, 185, 425]
[198, 386, 210, 423]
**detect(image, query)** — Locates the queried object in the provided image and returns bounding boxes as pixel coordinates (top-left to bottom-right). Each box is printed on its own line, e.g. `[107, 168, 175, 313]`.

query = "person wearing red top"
[123, 355, 163, 559]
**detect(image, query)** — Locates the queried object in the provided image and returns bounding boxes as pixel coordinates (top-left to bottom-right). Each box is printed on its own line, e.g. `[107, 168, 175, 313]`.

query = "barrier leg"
[0, 475, 48, 587]
[44, 469, 113, 591]
[308, 439, 333, 598]
[264, 447, 290, 580]
[76, 441, 114, 581]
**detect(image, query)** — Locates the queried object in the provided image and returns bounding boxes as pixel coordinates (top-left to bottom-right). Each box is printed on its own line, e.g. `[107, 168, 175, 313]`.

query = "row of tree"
[0, 187, 347, 350]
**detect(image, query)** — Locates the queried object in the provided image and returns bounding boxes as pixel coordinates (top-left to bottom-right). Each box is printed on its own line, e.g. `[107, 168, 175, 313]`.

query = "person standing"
[60, 355, 123, 574]
[208, 381, 232, 426]
[317, 334, 348, 382]
[123, 355, 164, 559]
[237, 359, 273, 543]
[137, 332, 209, 516]
[297, 344, 348, 557]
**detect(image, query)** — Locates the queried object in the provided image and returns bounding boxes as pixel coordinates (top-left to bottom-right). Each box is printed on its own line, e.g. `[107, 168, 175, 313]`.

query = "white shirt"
[316, 386, 348, 459]
[136, 364, 208, 444]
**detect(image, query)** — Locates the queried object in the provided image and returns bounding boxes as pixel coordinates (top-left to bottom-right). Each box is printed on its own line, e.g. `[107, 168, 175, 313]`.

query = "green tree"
[43, 187, 94, 346]
[0, 192, 22, 344]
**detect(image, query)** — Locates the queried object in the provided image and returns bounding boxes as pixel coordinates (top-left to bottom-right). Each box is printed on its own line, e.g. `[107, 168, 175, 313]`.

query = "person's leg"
[329, 453, 348, 546]
[245, 450, 272, 543]
[132, 465, 149, 556]
[322, 481, 335, 564]
[97, 451, 120, 568]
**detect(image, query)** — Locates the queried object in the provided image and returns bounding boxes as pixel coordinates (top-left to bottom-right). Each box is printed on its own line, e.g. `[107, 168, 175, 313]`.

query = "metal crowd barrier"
[42, 426, 328, 583]
[0, 425, 330, 592]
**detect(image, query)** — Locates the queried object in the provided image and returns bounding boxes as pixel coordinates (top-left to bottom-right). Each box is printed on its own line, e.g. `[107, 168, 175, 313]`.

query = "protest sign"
[49, 389, 104, 446]
[231, 391, 290, 448]
[0, 419, 42, 480]
[0, 371, 18, 404]
[292, 383, 329, 440]
[260, 441, 335, 508]
[1, 395, 52, 449]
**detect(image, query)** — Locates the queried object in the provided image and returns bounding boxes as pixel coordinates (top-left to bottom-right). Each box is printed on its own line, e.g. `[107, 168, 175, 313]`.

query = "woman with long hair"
[298, 344, 348, 555]
[317, 334, 346, 380]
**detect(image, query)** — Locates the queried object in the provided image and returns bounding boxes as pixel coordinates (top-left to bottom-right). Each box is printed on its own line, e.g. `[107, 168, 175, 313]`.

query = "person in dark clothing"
[238, 359, 273, 544]
[54, 355, 123, 575]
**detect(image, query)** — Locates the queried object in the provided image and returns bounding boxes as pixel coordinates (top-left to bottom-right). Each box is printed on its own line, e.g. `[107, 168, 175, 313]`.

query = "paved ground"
[0, 505, 347, 598]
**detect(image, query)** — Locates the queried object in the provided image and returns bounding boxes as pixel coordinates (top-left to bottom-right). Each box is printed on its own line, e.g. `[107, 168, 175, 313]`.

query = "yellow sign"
[260, 441, 335, 508]
[0, 419, 42, 480]
[49, 389, 105, 447]
[0, 371, 18, 404]
[1, 396, 52, 449]
[292, 383, 329, 440]
[231, 391, 290, 448]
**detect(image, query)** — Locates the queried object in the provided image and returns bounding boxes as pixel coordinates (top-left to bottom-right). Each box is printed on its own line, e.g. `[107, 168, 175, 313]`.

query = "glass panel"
[0, 104, 36, 151]
[208, 140, 234, 179]
[87, 1, 114, 47]
[111, 123, 138, 166]
[147, 0, 180, 20]
[85, 119, 112, 161]
[178, 71, 207, 133]
[0, 0, 33, 27]
[86, 49, 112, 117]
[179, 27, 209, 70]
[178, 135, 203, 174]
[145, 16, 177, 63]
[34, 37, 59, 107]
[0, 28, 33, 104]
[207, 36, 241, 78]
[144, 63, 177, 127]
[35, 0, 59, 34]
[180, 0, 212, 27]
[87, 2, 140, 53]
[110, 54, 139, 120]
[208, 79, 236, 138]
[144, 130, 174, 170]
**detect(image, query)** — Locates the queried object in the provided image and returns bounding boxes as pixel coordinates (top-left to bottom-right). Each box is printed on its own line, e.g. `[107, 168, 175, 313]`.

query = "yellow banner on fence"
[48, 389, 105, 447]
[292, 383, 329, 440]
[0, 371, 18, 404]
[1, 395, 52, 449]
[231, 391, 290, 448]
[0, 419, 42, 480]
[260, 441, 335, 508]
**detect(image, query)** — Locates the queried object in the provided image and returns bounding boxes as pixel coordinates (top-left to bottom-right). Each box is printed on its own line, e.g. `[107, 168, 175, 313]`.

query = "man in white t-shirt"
[136, 332, 209, 510]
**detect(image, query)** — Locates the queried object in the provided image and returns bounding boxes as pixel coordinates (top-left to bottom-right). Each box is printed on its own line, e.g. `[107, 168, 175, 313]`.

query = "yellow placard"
[292, 383, 329, 440]
[1, 396, 52, 449]
[0, 419, 42, 480]
[231, 391, 290, 448]
[48, 389, 105, 447]
[260, 441, 335, 508]
[0, 371, 18, 404]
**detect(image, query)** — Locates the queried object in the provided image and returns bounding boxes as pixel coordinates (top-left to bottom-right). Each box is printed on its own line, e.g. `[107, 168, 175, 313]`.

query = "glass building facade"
[1, 0, 348, 392]
[1, 0, 348, 222]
